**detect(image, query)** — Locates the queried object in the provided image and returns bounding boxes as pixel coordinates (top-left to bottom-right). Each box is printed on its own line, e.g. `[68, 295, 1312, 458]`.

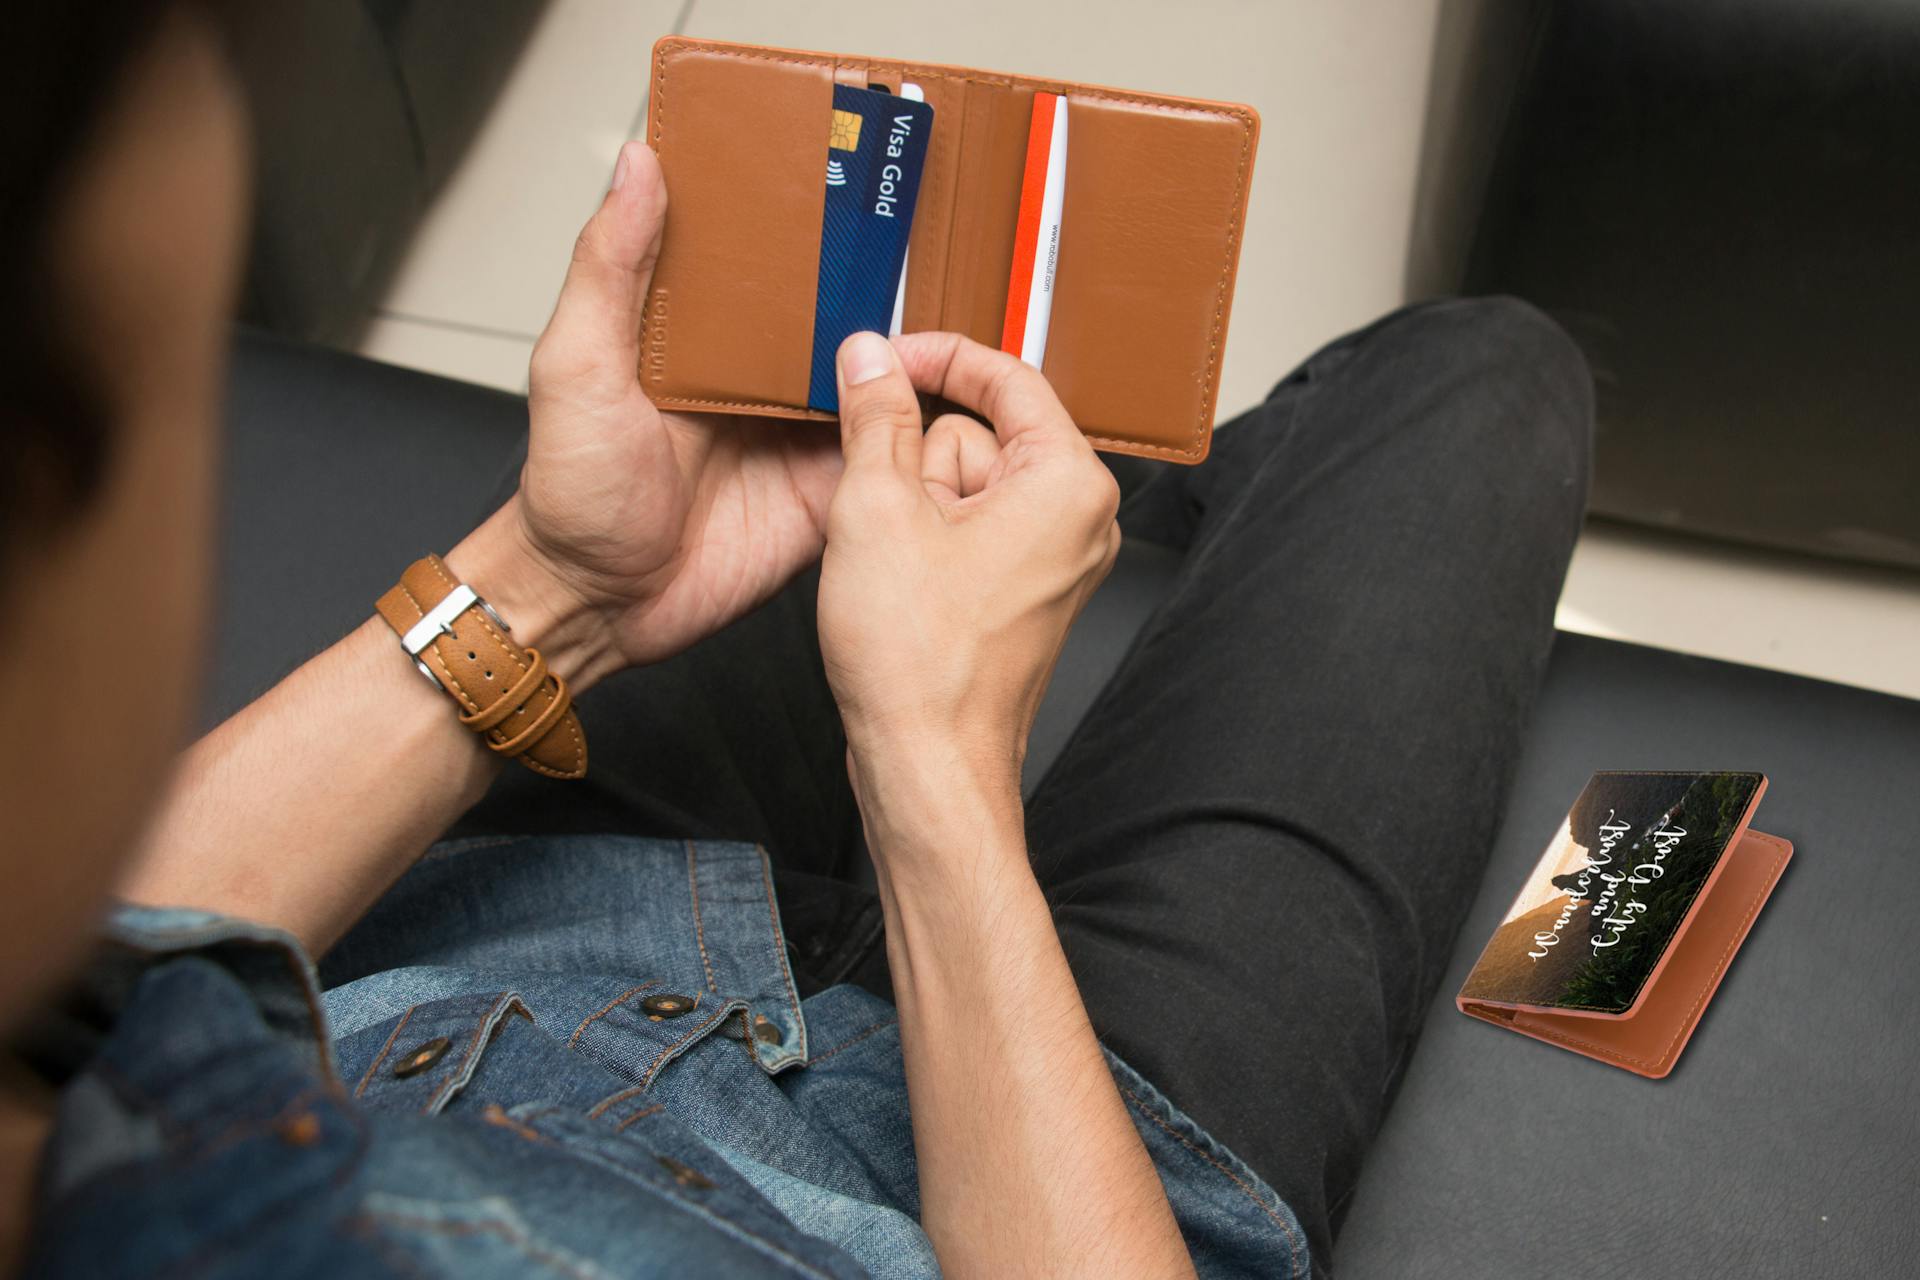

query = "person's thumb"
[835, 332, 924, 479]
[531, 141, 666, 399]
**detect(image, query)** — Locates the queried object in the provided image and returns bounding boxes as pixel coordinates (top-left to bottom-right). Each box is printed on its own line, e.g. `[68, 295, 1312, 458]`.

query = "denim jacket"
[22, 835, 1310, 1277]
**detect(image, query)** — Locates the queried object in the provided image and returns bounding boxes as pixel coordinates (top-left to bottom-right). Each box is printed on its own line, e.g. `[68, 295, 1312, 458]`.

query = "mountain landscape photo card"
[1460, 771, 1765, 1015]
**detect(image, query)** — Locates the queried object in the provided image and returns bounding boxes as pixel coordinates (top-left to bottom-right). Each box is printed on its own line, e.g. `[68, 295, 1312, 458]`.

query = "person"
[0, 6, 1591, 1278]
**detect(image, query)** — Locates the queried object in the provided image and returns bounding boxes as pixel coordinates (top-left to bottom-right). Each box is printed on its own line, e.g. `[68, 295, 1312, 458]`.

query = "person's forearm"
[856, 749, 1198, 1280]
[120, 502, 614, 955]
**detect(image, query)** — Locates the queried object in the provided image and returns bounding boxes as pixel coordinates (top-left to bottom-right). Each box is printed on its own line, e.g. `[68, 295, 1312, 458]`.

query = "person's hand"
[449, 141, 843, 689]
[817, 329, 1121, 817]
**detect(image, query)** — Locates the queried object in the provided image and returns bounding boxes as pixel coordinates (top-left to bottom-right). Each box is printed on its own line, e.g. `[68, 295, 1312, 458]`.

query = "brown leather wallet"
[375, 555, 587, 779]
[640, 37, 1261, 463]
[1457, 771, 1792, 1078]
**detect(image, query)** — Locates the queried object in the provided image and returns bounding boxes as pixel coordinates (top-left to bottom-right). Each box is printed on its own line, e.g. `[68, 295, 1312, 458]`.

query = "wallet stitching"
[656, 41, 1257, 125]
[649, 40, 1253, 461]
[1507, 835, 1789, 1072]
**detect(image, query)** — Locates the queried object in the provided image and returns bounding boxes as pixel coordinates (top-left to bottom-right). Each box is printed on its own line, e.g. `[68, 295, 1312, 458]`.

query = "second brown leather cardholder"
[639, 37, 1261, 463]
[1457, 771, 1792, 1078]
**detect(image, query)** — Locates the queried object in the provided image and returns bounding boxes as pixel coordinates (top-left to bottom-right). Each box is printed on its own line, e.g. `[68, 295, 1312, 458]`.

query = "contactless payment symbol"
[827, 107, 862, 187]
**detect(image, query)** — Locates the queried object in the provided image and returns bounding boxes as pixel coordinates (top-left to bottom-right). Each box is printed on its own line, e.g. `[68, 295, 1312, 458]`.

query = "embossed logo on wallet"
[1458, 771, 1763, 1014]
[644, 286, 669, 383]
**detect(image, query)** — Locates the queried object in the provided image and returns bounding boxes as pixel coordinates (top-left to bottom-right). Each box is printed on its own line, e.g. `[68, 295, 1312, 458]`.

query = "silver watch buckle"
[400, 584, 511, 691]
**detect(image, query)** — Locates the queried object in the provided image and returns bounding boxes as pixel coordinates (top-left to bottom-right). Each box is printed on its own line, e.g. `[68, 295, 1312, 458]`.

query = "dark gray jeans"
[465, 296, 1594, 1265]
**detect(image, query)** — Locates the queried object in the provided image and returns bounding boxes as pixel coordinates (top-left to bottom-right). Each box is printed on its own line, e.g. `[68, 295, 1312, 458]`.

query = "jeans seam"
[613, 1103, 667, 1133]
[567, 982, 663, 1050]
[805, 1018, 897, 1068]
[353, 1006, 416, 1099]
[1118, 1083, 1309, 1277]
[640, 1005, 737, 1089]
[684, 840, 722, 995]
[753, 843, 808, 1060]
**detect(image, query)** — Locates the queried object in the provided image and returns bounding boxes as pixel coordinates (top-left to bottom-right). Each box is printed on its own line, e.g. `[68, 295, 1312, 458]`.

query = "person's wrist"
[846, 715, 1022, 802]
[848, 729, 1027, 886]
[443, 501, 623, 695]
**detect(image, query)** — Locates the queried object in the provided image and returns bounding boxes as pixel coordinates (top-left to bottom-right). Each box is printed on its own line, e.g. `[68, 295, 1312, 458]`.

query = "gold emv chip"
[829, 108, 862, 151]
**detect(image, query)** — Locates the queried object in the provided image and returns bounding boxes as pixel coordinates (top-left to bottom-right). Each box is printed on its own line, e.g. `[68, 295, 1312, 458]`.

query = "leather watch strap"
[375, 555, 587, 779]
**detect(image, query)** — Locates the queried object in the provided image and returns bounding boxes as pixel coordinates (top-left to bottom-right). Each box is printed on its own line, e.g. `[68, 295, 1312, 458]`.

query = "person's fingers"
[836, 332, 925, 480]
[530, 141, 666, 399]
[890, 331, 1083, 451]
[920, 413, 1002, 501]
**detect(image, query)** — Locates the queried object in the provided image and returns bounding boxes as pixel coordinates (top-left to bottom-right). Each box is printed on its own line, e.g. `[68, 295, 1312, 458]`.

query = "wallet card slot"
[643, 44, 834, 409]
[940, 79, 1035, 346]
[1044, 95, 1257, 460]
[890, 70, 969, 334]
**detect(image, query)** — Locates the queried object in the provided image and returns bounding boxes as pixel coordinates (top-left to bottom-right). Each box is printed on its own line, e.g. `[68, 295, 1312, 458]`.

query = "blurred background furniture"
[1412, 0, 1920, 569]
[227, 0, 545, 344]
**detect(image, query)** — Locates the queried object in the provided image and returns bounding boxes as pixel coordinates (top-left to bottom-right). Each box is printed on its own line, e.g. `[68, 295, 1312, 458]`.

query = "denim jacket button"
[641, 993, 697, 1020]
[392, 1036, 451, 1078]
[656, 1155, 715, 1190]
[751, 1014, 784, 1045]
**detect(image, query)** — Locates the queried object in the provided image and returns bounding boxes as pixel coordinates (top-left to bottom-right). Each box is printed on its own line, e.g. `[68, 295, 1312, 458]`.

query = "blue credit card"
[807, 84, 935, 411]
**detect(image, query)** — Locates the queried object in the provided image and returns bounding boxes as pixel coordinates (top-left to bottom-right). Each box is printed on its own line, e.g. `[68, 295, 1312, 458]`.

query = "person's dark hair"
[1, 4, 181, 567]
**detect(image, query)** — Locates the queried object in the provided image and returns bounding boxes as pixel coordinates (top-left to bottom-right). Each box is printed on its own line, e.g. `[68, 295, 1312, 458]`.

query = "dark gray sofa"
[211, 331, 1920, 1276]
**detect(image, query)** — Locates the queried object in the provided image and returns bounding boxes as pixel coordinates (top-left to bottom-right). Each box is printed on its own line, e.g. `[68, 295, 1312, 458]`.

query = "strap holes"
[484, 670, 493, 679]
[468, 651, 477, 660]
